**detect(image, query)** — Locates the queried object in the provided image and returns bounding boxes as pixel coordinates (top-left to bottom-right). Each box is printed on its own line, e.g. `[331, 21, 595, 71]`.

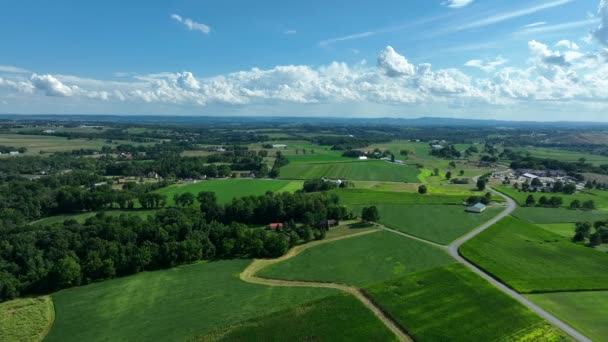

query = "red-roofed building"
[267, 223, 284, 230]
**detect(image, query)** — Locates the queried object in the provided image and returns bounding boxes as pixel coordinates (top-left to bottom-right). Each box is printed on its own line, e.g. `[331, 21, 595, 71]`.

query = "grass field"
[45, 260, 338, 342]
[526, 291, 608, 342]
[333, 188, 469, 206]
[366, 264, 556, 342]
[30, 209, 156, 226]
[460, 216, 608, 293]
[200, 295, 397, 342]
[510, 146, 608, 166]
[512, 207, 608, 224]
[0, 134, 148, 156]
[279, 160, 420, 182]
[495, 186, 608, 209]
[156, 179, 303, 205]
[0, 296, 54, 342]
[258, 231, 453, 287]
[349, 204, 504, 244]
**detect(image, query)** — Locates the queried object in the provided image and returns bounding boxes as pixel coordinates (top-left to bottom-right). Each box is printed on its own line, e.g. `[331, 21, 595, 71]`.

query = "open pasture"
[156, 179, 303, 205]
[279, 160, 420, 182]
[526, 291, 608, 342]
[30, 210, 157, 226]
[366, 264, 555, 342]
[460, 216, 608, 293]
[0, 134, 147, 156]
[349, 204, 504, 244]
[202, 295, 397, 342]
[332, 188, 468, 206]
[512, 207, 608, 224]
[45, 260, 337, 342]
[0, 296, 54, 342]
[510, 146, 608, 166]
[495, 185, 608, 209]
[258, 231, 452, 287]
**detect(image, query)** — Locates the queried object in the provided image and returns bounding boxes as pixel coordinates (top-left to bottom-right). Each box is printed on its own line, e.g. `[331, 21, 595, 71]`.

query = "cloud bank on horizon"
[0, 0, 607, 121]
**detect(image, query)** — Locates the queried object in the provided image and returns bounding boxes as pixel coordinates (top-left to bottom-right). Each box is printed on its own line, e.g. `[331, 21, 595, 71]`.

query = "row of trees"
[0, 190, 345, 302]
[573, 220, 608, 246]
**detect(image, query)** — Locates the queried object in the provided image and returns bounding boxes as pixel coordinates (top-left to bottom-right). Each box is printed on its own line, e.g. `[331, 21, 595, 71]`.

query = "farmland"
[156, 179, 303, 205]
[512, 207, 608, 224]
[495, 186, 608, 209]
[509, 146, 608, 166]
[258, 231, 453, 287]
[460, 216, 608, 292]
[279, 160, 420, 182]
[349, 204, 504, 244]
[366, 264, 557, 341]
[202, 295, 397, 342]
[45, 260, 338, 341]
[526, 291, 608, 342]
[30, 209, 157, 226]
[0, 296, 54, 342]
[333, 188, 468, 206]
[0, 134, 149, 156]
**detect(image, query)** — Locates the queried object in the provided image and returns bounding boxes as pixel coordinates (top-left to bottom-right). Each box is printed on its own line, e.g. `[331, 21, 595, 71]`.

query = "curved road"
[447, 187, 592, 342]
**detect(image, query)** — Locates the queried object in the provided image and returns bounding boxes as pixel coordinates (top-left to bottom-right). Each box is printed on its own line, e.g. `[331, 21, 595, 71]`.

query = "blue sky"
[1, 0, 607, 121]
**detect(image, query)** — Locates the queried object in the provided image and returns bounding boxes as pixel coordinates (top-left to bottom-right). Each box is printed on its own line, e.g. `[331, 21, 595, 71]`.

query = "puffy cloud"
[30, 74, 77, 97]
[528, 40, 570, 66]
[464, 57, 508, 72]
[171, 14, 211, 34]
[442, 0, 474, 8]
[377, 46, 416, 77]
[176, 72, 201, 90]
[0, 77, 34, 93]
[593, 0, 608, 46]
[555, 40, 579, 50]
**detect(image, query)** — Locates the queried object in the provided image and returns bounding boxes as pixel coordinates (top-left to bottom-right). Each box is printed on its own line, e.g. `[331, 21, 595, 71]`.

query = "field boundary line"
[379, 225, 448, 249]
[239, 228, 413, 342]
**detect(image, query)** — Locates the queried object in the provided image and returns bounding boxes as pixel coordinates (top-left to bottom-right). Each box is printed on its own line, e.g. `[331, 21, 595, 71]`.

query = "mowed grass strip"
[45, 260, 337, 342]
[512, 207, 608, 224]
[333, 188, 467, 206]
[366, 264, 548, 342]
[460, 216, 608, 293]
[495, 186, 608, 209]
[349, 204, 504, 244]
[200, 295, 397, 342]
[526, 291, 608, 342]
[156, 179, 303, 205]
[0, 296, 54, 342]
[30, 209, 157, 226]
[258, 231, 452, 287]
[279, 160, 420, 182]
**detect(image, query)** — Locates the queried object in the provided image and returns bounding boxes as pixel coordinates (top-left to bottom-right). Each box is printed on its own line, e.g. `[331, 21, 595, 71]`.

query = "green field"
[156, 179, 303, 205]
[366, 264, 555, 341]
[349, 204, 504, 244]
[512, 207, 608, 224]
[258, 231, 452, 287]
[460, 216, 608, 293]
[0, 296, 54, 342]
[30, 210, 157, 226]
[495, 186, 608, 209]
[45, 260, 338, 342]
[0, 133, 148, 156]
[535, 223, 576, 238]
[526, 291, 608, 342]
[510, 146, 608, 166]
[202, 295, 397, 342]
[279, 160, 420, 182]
[333, 188, 468, 206]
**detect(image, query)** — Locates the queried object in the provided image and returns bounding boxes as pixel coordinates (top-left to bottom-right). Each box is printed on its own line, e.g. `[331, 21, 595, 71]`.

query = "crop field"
[535, 223, 575, 238]
[202, 295, 397, 342]
[526, 291, 608, 342]
[30, 209, 157, 226]
[45, 260, 337, 342]
[349, 204, 504, 244]
[509, 146, 608, 166]
[0, 134, 148, 156]
[495, 186, 608, 209]
[0, 296, 54, 342]
[279, 160, 420, 182]
[156, 179, 303, 205]
[512, 207, 608, 224]
[366, 264, 554, 342]
[258, 231, 453, 287]
[460, 216, 608, 292]
[333, 188, 468, 206]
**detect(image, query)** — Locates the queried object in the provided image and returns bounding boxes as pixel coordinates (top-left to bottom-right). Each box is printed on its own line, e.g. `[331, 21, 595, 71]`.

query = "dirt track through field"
[239, 229, 412, 342]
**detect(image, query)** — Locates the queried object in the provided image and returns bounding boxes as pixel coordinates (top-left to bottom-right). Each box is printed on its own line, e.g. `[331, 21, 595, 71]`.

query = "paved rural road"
[240, 229, 413, 342]
[446, 186, 592, 342]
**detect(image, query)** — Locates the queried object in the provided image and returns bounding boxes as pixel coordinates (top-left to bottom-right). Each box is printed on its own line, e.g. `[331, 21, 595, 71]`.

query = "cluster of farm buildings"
[494, 169, 586, 192]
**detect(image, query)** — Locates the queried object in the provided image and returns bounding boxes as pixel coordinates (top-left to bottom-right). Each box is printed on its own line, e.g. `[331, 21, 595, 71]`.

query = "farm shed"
[466, 203, 487, 213]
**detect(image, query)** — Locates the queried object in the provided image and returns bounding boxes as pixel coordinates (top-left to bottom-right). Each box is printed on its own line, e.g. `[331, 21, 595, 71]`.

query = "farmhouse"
[272, 144, 287, 148]
[522, 173, 539, 180]
[358, 156, 368, 160]
[42, 129, 56, 134]
[267, 223, 284, 230]
[9, 151, 20, 156]
[431, 144, 444, 150]
[466, 203, 487, 213]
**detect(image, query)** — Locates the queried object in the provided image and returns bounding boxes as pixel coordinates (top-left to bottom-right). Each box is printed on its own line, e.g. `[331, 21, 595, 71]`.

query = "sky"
[0, 0, 607, 121]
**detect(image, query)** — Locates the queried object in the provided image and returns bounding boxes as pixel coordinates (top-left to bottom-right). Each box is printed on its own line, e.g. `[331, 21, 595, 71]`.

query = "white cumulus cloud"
[30, 74, 77, 97]
[171, 14, 211, 34]
[377, 46, 416, 77]
[464, 57, 508, 72]
[593, 0, 608, 46]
